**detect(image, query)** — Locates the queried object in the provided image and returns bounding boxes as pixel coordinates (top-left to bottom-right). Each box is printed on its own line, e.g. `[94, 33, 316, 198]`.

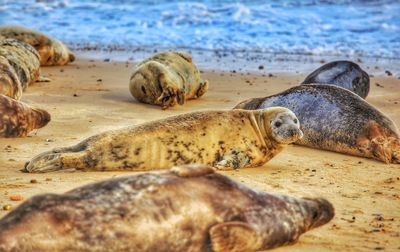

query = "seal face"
[235, 85, 400, 164]
[0, 38, 40, 90]
[0, 94, 51, 137]
[0, 165, 334, 251]
[0, 25, 75, 66]
[302, 60, 370, 98]
[129, 51, 209, 109]
[24, 108, 302, 173]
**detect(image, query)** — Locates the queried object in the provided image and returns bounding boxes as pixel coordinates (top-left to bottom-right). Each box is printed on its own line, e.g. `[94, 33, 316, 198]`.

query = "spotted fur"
[0, 25, 75, 66]
[129, 51, 208, 109]
[0, 94, 50, 137]
[0, 165, 334, 251]
[235, 85, 400, 164]
[0, 38, 40, 90]
[24, 108, 302, 172]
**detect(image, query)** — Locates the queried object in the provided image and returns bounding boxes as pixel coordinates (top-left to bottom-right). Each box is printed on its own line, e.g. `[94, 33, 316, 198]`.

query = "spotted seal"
[129, 51, 209, 109]
[0, 55, 22, 100]
[0, 165, 334, 251]
[0, 25, 75, 66]
[24, 108, 302, 172]
[302, 60, 370, 98]
[235, 85, 400, 164]
[0, 38, 41, 90]
[0, 94, 51, 137]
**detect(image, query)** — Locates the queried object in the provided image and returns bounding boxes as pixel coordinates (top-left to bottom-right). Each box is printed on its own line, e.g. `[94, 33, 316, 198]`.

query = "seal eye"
[293, 119, 298, 124]
[275, 121, 282, 128]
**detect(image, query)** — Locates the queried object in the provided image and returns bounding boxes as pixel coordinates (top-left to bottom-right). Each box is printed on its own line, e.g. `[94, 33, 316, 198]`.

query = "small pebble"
[258, 65, 264, 70]
[385, 70, 392, 76]
[103, 58, 110, 62]
[73, 93, 78, 97]
[45, 178, 52, 181]
[30, 179, 38, 184]
[2, 205, 12, 211]
[9, 195, 23, 201]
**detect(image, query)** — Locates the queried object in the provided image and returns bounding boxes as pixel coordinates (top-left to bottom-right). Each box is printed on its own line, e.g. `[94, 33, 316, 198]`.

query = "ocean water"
[1, 0, 400, 61]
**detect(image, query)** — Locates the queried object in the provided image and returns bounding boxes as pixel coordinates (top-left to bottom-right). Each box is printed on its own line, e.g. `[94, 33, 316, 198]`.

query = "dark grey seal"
[235, 85, 400, 164]
[302, 61, 370, 98]
[0, 165, 334, 252]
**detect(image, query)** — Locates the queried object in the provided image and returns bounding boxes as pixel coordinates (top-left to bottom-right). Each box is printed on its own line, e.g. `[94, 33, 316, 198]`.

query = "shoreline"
[0, 56, 399, 251]
[75, 49, 400, 75]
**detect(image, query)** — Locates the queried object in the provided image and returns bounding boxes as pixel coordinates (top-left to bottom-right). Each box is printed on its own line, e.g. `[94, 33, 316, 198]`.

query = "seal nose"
[288, 127, 303, 140]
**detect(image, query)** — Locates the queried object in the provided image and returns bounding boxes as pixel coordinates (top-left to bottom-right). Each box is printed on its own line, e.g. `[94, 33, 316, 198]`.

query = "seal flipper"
[209, 222, 263, 252]
[24, 148, 88, 173]
[170, 164, 215, 177]
[176, 51, 193, 63]
[156, 73, 179, 109]
[357, 121, 400, 164]
[195, 80, 209, 98]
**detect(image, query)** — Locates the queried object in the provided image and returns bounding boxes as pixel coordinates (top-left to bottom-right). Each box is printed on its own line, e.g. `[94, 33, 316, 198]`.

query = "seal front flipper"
[214, 150, 251, 170]
[209, 222, 263, 252]
[37, 75, 51, 82]
[195, 80, 209, 98]
[156, 73, 179, 109]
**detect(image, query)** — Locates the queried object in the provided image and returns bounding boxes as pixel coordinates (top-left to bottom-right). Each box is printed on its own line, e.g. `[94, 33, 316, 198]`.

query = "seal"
[0, 38, 41, 90]
[235, 85, 400, 164]
[24, 107, 303, 172]
[129, 51, 209, 109]
[302, 60, 370, 98]
[0, 55, 22, 100]
[0, 164, 335, 251]
[0, 25, 75, 66]
[0, 94, 51, 137]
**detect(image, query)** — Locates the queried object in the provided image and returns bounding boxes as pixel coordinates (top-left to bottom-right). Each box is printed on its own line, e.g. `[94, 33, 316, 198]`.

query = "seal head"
[258, 107, 303, 145]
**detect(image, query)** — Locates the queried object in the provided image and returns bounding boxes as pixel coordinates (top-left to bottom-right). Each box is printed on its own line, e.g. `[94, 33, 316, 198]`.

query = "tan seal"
[0, 38, 41, 90]
[0, 25, 75, 66]
[24, 107, 302, 172]
[0, 165, 334, 251]
[129, 51, 209, 109]
[0, 94, 51, 137]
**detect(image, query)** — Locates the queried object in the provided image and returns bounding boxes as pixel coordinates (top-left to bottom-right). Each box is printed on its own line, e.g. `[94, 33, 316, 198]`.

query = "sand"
[0, 57, 399, 251]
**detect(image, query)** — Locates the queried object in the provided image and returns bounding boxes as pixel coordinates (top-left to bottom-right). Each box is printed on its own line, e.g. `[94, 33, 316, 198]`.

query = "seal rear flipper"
[357, 121, 400, 164]
[170, 164, 215, 177]
[209, 222, 263, 252]
[24, 150, 88, 173]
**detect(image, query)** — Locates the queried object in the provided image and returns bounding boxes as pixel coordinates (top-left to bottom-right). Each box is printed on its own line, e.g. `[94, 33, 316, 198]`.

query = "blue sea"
[1, 0, 400, 61]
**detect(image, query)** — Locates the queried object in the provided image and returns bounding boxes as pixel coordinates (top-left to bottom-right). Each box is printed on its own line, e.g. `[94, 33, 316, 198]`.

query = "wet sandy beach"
[0, 57, 399, 251]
